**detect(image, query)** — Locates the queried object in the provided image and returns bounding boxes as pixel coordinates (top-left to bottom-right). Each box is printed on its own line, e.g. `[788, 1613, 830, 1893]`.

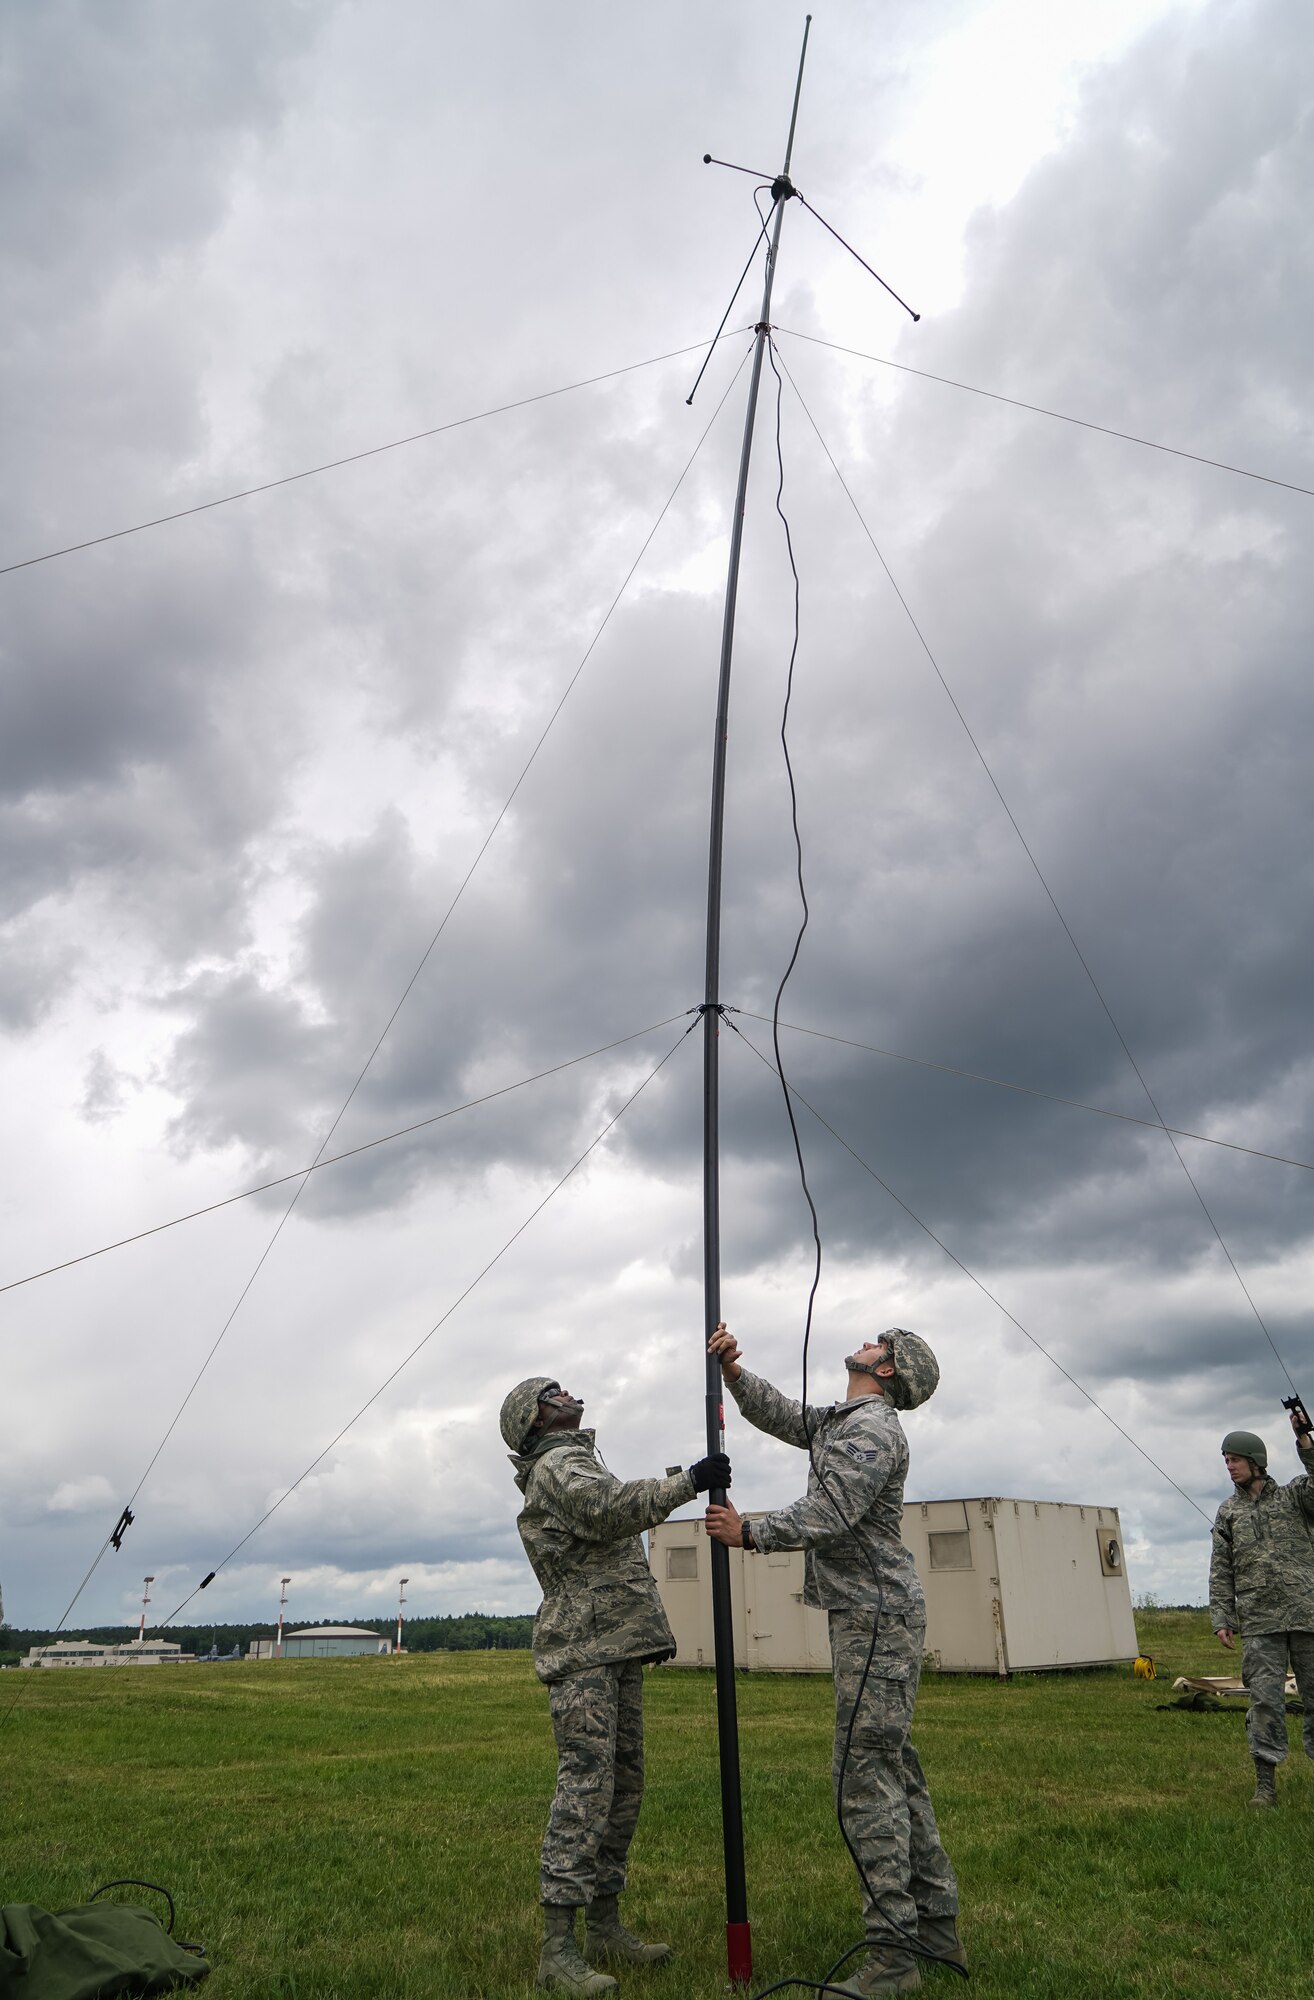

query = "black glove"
[688, 1451, 732, 1494]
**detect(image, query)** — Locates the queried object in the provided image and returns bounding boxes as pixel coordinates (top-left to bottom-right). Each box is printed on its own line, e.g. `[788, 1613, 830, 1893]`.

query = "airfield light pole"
[137, 1575, 154, 1644]
[396, 1577, 409, 1654]
[701, 18, 811, 1986]
[276, 1576, 291, 1659]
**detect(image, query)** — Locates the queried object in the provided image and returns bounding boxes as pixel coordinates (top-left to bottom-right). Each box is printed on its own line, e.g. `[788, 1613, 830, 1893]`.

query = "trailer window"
[927, 1531, 973, 1571]
[666, 1546, 699, 1580]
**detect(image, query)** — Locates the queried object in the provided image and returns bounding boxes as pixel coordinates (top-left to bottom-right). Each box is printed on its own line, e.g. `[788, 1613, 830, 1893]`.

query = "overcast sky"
[4, 0, 1312, 1636]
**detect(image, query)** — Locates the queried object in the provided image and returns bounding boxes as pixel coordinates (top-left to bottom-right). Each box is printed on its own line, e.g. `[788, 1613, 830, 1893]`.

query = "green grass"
[3, 1610, 1312, 1997]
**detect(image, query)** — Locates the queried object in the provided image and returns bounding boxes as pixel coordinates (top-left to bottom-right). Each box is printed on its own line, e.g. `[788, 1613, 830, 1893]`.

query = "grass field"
[4, 1610, 1313, 1999]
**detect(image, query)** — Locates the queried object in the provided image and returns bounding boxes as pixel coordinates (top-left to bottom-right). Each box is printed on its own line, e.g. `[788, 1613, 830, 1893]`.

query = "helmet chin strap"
[844, 1341, 891, 1378]
[843, 1354, 890, 1401]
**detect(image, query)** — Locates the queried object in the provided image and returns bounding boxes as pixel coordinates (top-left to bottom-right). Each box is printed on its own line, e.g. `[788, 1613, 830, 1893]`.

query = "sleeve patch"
[841, 1441, 881, 1463]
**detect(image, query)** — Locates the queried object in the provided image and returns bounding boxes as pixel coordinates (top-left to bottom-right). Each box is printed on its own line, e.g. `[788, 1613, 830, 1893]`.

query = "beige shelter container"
[650, 1496, 1137, 1676]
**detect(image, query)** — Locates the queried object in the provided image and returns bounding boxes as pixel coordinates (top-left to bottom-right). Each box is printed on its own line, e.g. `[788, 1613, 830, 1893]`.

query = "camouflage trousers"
[541, 1660, 645, 1907]
[829, 1607, 958, 1942]
[1242, 1630, 1314, 1766]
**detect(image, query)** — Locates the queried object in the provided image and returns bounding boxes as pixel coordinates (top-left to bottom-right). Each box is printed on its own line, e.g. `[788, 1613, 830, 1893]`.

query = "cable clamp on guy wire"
[110, 1505, 135, 1551]
[199, 1572, 217, 1590]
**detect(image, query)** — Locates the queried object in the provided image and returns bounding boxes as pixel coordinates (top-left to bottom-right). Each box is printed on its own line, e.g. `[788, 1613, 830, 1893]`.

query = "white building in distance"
[21, 1639, 195, 1669]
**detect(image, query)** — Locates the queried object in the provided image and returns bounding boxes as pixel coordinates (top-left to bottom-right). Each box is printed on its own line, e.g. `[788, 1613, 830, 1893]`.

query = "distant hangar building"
[651, 1495, 1137, 1676]
[272, 1625, 390, 1659]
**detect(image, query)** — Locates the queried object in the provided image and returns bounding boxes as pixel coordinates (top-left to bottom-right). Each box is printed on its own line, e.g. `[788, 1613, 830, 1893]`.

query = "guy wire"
[148, 1019, 700, 1632]
[1, 1020, 697, 1726]
[7, 980, 1293, 1317]
[772, 343, 1299, 1397]
[36, 345, 753, 1643]
[773, 326, 1314, 505]
[753, 337, 964, 1989]
[724, 1013, 1211, 1526]
[734, 1011, 1314, 1176]
[1, 335, 751, 579]
[0, 1014, 690, 1301]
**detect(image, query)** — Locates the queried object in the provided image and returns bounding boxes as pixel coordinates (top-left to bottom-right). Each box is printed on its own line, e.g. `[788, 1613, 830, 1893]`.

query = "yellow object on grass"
[1134, 1655, 1157, 1680]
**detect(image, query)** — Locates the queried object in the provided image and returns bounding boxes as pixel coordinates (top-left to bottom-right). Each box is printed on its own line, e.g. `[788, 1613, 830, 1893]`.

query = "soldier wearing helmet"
[706, 1326, 961, 1998]
[1209, 1410, 1314, 1808]
[500, 1372, 730, 1994]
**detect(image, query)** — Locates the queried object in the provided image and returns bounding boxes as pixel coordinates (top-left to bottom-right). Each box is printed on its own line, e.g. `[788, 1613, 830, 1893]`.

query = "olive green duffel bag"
[0, 1882, 209, 1998]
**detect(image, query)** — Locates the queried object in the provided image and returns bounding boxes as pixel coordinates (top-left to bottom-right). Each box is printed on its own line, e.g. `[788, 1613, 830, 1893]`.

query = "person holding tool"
[1209, 1404, 1314, 1807]
[500, 1374, 730, 1994]
[706, 1324, 961, 1998]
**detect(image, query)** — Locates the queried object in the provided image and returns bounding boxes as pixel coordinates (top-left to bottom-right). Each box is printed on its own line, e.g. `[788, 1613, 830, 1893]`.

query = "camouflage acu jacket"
[728, 1369, 924, 1617]
[1209, 1438, 1314, 1636]
[510, 1429, 695, 1683]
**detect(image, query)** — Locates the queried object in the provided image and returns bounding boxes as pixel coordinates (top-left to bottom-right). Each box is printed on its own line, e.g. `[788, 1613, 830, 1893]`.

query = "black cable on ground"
[735, 1011, 1314, 1176]
[36, 345, 753, 1646]
[1, 334, 750, 579]
[772, 343, 1300, 1399]
[773, 325, 1314, 504]
[745, 339, 965, 1994]
[147, 1016, 699, 1632]
[723, 1013, 1211, 1526]
[0, 1013, 689, 1301]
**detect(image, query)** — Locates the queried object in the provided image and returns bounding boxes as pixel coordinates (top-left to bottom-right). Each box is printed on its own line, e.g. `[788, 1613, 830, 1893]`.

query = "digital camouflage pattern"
[878, 1330, 940, 1413]
[541, 1661, 645, 1905]
[727, 1369, 923, 1615]
[1241, 1630, 1314, 1766]
[731, 1363, 956, 1957]
[510, 1429, 695, 1683]
[500, 1375, 558, 1452]
[1209, 1435, 1314, 1636]
[830, 1607, 959, 1940]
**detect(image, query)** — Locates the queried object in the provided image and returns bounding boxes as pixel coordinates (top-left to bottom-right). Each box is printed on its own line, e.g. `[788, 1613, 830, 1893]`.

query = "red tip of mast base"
[726, 1921, 753, 1984]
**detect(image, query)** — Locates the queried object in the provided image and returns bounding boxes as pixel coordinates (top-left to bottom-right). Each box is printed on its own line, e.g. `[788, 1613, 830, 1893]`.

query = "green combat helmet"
[1221, 1429, 1268, 1474]
[880, 1329, 939, 1411]
[500, 1376, 558, 1453]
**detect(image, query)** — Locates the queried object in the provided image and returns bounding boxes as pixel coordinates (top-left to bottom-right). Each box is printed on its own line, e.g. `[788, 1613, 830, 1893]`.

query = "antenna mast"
[701, 17, 811, 1987]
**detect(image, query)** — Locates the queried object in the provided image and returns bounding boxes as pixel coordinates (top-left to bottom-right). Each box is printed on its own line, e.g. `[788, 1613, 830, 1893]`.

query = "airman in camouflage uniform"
[1209, 1414, 1314, 1807]
[501, 1373, 730, 1993]
[706, 1326, 961, 2000]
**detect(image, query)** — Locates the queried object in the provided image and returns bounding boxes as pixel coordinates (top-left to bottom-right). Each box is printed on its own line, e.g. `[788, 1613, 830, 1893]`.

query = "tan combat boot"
[832, 1945, 922, 1997]
[917, 1912, 968, 1973]
[584, 1893, 672, 1967]
[1248, 1759, 1277, 1809]
[537, 1906, 618, 1994]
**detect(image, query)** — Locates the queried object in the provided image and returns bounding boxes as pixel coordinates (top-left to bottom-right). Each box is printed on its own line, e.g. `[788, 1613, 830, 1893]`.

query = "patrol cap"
[1221, 1429, 1267, 1472]
[500, 1376, 559, 1453]
[880, 1329, 939, 1411]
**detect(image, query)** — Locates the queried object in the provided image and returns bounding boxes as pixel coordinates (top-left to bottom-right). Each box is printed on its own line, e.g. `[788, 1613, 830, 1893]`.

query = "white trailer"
[650, 1496, 1137, 1676]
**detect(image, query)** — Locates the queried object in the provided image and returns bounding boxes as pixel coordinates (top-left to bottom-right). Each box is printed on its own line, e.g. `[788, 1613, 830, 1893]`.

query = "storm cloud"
[3, 0, 1312, 1631]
